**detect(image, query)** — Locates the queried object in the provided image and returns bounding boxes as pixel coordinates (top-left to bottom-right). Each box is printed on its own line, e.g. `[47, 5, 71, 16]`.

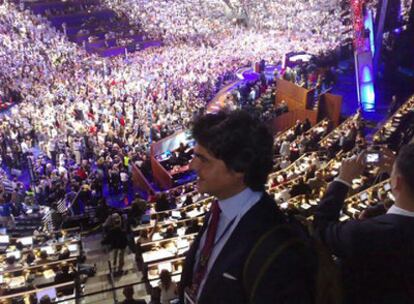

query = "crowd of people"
[105, 0, 351, 45]
[0, 0, 352, 215]
[1, 0, 414, 302]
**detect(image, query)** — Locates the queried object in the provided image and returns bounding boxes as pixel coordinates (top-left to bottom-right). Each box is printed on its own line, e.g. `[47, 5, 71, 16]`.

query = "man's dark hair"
[192, 110, 273, 191]
[395, 143, 414, 193]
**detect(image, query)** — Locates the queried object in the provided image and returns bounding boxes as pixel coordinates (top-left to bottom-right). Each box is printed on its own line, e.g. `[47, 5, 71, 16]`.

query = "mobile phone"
[365, 152, 380, 164]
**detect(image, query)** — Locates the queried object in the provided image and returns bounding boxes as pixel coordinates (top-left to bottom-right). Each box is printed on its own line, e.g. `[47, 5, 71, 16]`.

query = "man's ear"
[391, 173, 407, 193]
[392, 174, 403, 192]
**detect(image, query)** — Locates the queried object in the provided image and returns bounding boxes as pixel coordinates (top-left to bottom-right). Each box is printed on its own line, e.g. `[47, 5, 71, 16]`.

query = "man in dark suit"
[179, 110, 315, 304]
[314, 145, 414, 303]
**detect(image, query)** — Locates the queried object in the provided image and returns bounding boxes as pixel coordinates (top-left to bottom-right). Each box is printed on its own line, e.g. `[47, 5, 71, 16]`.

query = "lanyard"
[211, 216, 236, 248]
[195, 215, 237, 272]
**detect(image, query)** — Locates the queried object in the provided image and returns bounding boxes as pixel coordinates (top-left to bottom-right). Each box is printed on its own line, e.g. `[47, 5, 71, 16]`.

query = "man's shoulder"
[250, 192, 286, 223]
[246, 193, 312, 247]
[362, 213, 414, 232]
[241, 194, 307, 246]
[226, 193, 292, 252]
[337, 213, 414, 247]
[353, 212, 413, 225]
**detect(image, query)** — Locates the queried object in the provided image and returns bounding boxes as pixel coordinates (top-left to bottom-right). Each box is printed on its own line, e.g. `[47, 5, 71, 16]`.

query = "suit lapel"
[199, 194, 279, 301]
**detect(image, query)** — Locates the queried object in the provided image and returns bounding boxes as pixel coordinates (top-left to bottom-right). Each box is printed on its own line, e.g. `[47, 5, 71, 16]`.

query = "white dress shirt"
[387, 205, 414, 218]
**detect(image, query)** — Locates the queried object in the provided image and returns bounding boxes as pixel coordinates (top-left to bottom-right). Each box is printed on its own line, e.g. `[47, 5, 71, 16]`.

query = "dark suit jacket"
[314, 181, 414, 304]
[180, 193, 315, 304]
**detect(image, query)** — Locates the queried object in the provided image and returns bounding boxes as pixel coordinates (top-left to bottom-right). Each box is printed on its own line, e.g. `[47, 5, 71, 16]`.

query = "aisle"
[81, 233, 149, 303]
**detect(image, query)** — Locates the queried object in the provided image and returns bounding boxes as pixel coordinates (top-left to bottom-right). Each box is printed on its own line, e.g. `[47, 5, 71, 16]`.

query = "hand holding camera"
[377, 147, 396, 175]
[365, 151, 380, 165]
[365, 145, 395, 174]
[338, 152, 365, 184]
[339, 146, 396, 185]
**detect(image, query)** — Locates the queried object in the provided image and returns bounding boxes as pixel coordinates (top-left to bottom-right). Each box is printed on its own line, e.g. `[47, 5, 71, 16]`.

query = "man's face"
[189, 144, 245, 200]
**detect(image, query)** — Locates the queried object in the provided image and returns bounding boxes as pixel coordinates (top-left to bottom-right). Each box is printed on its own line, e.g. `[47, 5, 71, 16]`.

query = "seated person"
[55, 265, 75, 295]
[185, 220, 200, 234]
[122, 285, 146, 304]
[163, 224, 177, 239]
[290, 177, 311, 198]
[37, 250, 50, 264]
[39, 295, 52, 304]
[155, 194, 170, 212]
[182, 195, 193, 207]
[5, 255, 21, 270]
[15, 241, 24, 251]
[176, 142, 190, 160]
[58, 247, 71, 260]
[137, 229, 151, 245]
[180, 211, 187, 220]
[307, 171, 327, 195]
[177, 148, 191, 167]
[150, 225, 163, 242]
[26, 251, 36, 265]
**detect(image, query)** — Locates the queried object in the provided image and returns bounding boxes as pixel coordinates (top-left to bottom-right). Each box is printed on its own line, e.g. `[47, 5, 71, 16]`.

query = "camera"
[365, 151, 381, 164]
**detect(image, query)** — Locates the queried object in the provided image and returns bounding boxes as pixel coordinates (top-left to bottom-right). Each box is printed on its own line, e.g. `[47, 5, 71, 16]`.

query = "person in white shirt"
[20, 140, 29, 155]
[280, 156, 291, 169]
[279, 138, 291, 158]
[73, 139, 82, 165]
[158, 269, 178, 304]
[120, 170, 129, 193]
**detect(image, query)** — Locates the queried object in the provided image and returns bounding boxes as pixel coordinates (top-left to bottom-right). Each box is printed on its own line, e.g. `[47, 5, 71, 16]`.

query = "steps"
[81, 233, 149, 303]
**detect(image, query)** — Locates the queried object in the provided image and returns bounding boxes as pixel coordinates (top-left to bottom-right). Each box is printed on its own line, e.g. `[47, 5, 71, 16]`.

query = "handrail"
[53, 274, 182, 303]
[344, 178, 390, 203]
[0, 238, 81, 259]
[141, 233, 197, 248]
[318, 112, 358, 146]
[164, 181, 196, 196]
[273, 124, 295, 143]
[373, 94, 414, 143]
[9, 226, 80, 240]
[132, 214, 205, 233]
[147, 256, 186, 268]
[147, 193, 210, 215]
[0, 256, 78, 275]
[146, 195, 212, 219]
[304, 117, 329, 136]
[268, 152, 311, 180]
[267, 150, 344, 193]
[0, 281, 75, 300]
[8, 224, 80, 241]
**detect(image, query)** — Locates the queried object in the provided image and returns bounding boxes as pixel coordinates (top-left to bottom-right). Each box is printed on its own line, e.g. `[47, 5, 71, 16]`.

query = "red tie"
[191, 200, 221, 295]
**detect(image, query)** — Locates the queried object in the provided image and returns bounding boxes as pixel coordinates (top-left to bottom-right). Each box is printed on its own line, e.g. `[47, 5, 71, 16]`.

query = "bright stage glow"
[362, 66, 373, 82]
[361, 83, 375, 111]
